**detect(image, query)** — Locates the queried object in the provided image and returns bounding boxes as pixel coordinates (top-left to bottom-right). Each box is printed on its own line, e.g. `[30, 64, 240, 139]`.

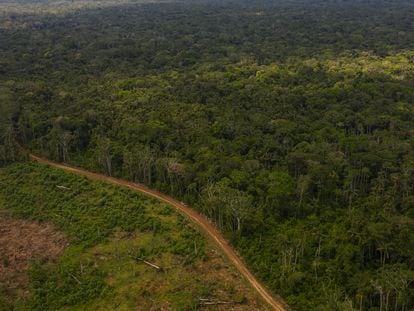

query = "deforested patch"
[0, 216, 68, 300]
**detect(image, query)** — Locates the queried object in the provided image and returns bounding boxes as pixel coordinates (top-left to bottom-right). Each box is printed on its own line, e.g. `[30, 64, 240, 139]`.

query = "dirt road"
[28, 153, 289, 311]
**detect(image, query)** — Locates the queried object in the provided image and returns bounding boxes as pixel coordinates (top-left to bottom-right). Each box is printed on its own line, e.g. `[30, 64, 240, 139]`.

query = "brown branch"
[56, 185, 71, 190]
[199, 298, 235, 305]
[130, 255, 161, 270]
[68, 272, 82, 284]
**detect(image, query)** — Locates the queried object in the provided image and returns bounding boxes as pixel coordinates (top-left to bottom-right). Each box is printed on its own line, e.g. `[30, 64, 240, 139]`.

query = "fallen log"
[57, 185, 71, 190]
[69, 272, 82, 284]
[199, 298, 234, 305]
[129, 255, 161, 270]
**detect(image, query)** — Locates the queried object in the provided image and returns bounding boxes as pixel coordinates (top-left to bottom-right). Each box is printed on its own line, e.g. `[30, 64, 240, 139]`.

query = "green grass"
[0, 162, 259, 310]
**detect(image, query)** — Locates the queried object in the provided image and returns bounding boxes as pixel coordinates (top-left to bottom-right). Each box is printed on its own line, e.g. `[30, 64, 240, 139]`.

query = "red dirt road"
[28, 153, 289, 311]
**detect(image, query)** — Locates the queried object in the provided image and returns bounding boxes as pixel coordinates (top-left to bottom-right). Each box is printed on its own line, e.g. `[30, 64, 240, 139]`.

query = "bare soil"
[0, 217, 68, 299]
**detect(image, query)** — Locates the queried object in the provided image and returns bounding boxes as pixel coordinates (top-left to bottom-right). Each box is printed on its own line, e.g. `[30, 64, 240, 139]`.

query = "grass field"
[0, 162, 264, 310]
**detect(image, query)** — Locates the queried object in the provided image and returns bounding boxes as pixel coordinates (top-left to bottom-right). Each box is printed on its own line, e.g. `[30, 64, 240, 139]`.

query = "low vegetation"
[0, 162, 263, 310]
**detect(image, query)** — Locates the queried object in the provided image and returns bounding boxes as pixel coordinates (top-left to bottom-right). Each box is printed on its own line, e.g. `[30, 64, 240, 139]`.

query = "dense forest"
[1, 0, 414, 310]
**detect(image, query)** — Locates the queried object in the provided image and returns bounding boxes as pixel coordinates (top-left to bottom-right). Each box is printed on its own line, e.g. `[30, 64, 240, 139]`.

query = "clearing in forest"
[0, 162, 265, 310]
[0, 217, 68, 302]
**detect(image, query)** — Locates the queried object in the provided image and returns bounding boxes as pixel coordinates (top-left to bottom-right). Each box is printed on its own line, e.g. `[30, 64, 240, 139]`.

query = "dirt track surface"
[28, 153, 289, 311]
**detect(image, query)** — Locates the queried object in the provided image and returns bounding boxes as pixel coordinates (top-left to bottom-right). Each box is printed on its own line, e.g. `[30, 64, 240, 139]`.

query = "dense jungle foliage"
[1, 0, 414, 310]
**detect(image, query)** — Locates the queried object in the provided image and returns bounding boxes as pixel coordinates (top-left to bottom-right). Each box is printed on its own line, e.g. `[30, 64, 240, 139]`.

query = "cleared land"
[29, 152, 288, 311]
[0, 162, 266, 310]
[0, 217, 67, 302]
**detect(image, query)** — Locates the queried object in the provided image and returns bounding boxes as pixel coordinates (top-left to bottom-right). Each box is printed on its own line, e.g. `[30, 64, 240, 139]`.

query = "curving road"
[28, 152, 289, 311]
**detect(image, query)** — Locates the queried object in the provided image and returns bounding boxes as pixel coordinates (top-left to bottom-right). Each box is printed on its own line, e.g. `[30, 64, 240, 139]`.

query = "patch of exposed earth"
[0, 216, 68, 300]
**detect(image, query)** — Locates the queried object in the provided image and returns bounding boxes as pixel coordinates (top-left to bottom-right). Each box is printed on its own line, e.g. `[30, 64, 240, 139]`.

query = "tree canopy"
[1, 0, 414, 309]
